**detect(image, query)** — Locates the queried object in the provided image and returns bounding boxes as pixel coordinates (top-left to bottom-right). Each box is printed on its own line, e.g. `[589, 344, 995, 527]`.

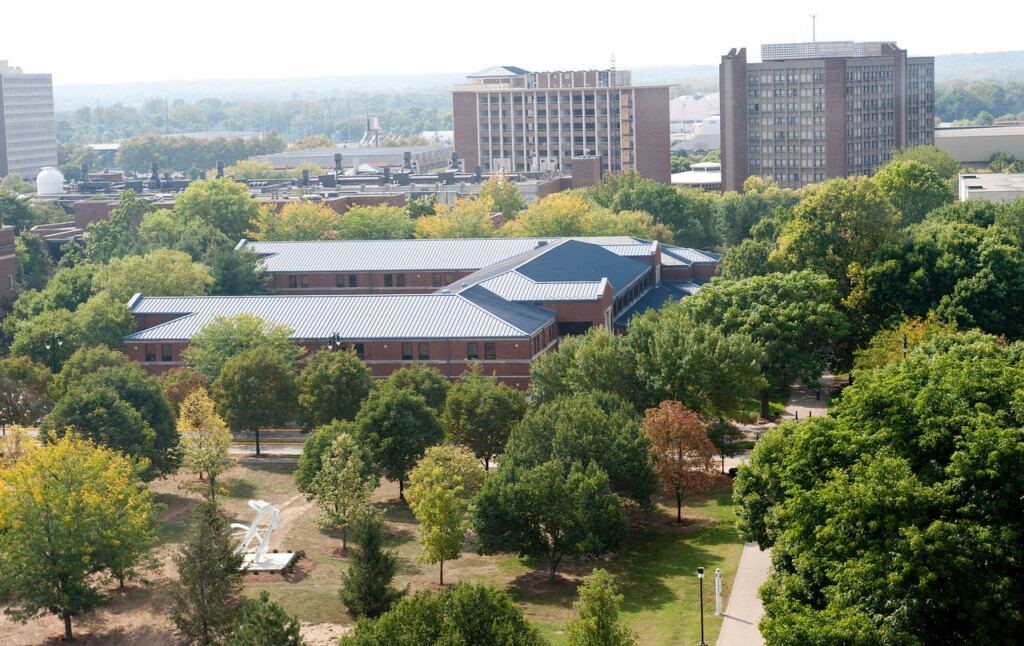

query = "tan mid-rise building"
[452, 66, 670, 184]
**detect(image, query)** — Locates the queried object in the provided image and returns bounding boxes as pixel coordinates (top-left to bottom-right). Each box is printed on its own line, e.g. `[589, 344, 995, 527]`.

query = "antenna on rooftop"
[811, 14, 816, 43]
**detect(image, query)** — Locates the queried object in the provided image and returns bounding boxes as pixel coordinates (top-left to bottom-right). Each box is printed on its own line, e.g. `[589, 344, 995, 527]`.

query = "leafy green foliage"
[336, 205, 415, 240]
[338, 510, 405, 618]
[297, 349, 373, 431]
[341, 583, 547, 646]
[441, 363, 526, 470]
[0, 434, 158, 642]
[179, 389, 233, 498]
[247, 201, 340, 241]
[683, 270, 848, 417]
[381, 364, 450, 414]
[735, 331, 1024, 643]
[15, 232, 52, 291]
[473, 460, 627, 583]
[173, 178, 261, 241]
[295, 420, 354, 495]
[183, 313, 301, 383]
[873, 159, 955, 226]
[352, 387, 443, 499]
[478, 175, 526, 221]
[563, 569, 638, 646]
[625, 301, 765, 416]
[84, 190, 149, 264]
[504, 392, 657, 505]
[213, 345, 297, 456]
[310, 432, 376, 550]
[171, 498, 245, 645]
[406, 446, 485, 584]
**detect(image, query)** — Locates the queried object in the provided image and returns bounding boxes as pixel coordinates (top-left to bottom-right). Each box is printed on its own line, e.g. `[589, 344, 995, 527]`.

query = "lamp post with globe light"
[44, 334, 64, 374]
[697, 566, 708, 646]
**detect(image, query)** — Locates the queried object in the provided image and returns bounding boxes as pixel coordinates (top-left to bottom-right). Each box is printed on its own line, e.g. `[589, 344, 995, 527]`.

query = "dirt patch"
[301, 622, 351, 645]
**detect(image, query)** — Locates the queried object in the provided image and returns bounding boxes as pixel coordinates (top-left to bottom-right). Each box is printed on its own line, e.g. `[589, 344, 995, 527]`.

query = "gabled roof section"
[468, 66, 531, 78]
[126, 293, 554, 342]
[453, 239, 649, 302]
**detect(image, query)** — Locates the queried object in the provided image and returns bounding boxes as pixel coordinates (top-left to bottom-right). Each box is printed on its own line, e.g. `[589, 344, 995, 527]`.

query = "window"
[432, 273, 442, 287]
[145, 344, 156, 362]
[161, 344, 173, 362]
[6, 275, 11, 291]
[401, 343, 413, 361]
[349, 274, 357, 288]
[300, 275, 309, 289]
[384, 274, 393, 288]
[418, 343, 430, 360]
[336, 274, 345, 288]
[397, 273, 406, 288]
[467, 343, 479, 360]
[484, 342, 496, 360]
[352, 343, 364, 360]
[288, 275, 298, 288]
[446, 272, 455, 284]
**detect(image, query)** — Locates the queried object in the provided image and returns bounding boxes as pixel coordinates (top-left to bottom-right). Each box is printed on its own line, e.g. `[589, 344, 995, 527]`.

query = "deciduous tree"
[297, 349, 373, 431]
[184, 313, 301, 383]
[643, 401, 715, 523]
[0, 434, 158, 642]
[336, 205, 415, 240]
[311, 433, 376, 550]
[563, 569, 638, 646]
[341, 583, 547, 646]
[473, 460, 627, 583]
[406, 446, 485, 585]
[442, 364, 527, 470]
[247, 201, 339, 241]
[213, 346, 297, 457]
[353, 387, 443, 499]
[179, 389, 234, 498]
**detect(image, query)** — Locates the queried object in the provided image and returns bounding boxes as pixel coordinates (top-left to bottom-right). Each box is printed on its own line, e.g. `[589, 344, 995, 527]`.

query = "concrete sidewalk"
[715, 542, 772, 646]
[716, 374, 834, 646]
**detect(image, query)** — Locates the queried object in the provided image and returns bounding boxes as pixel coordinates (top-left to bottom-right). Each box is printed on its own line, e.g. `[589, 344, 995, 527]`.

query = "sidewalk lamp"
[326, 332, 342, 351]
[697, 566, 708, 646]
[902, 333, 908, 359]
[44, 334, 64, 373]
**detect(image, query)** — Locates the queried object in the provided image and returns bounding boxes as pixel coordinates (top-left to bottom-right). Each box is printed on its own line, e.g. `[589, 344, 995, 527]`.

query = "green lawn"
[155, 461, 746, 644]
[740, 385, 789, 422]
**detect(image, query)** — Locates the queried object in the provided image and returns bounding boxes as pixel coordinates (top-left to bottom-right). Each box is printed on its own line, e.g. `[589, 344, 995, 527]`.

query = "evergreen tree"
[172, 499, 245, 644]
[338, 510, 405, 618]
[225, 590, 305, 646]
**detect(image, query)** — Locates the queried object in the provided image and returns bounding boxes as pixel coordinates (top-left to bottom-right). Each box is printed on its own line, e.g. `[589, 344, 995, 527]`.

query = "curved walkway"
[715, 375, 833, 646]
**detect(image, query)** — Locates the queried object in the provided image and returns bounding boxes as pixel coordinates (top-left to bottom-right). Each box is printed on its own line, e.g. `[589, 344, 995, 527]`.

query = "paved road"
[716, 374, 834, 646]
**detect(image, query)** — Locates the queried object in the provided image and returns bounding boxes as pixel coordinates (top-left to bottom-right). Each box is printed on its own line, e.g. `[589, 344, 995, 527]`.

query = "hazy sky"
[5, 0, 1021, 85]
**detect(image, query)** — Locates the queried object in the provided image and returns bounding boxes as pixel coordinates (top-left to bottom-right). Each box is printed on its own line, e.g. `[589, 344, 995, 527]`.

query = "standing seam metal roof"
[126, 294, 555, 342]
[238, 236, 661, 274]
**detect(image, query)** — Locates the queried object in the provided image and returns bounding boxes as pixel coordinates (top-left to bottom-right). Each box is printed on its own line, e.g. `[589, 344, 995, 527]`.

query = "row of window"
[402, 342, 496, 361]
[144, 344, 173, 362]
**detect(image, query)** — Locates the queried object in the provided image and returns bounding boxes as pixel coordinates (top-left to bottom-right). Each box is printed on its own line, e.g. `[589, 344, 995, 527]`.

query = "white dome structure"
[36, 167, 65, 195]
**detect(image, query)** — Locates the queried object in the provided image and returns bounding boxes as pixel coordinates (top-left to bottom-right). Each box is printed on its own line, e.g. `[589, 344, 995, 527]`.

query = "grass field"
[204, 460, 746, 645]
[3, 459, 746, 645]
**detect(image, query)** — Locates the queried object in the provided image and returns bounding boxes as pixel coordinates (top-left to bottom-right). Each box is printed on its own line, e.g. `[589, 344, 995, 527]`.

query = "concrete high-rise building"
[0, 61, 57, 181]
[452, 66, 670, 184]
[720, 42, 933, 192]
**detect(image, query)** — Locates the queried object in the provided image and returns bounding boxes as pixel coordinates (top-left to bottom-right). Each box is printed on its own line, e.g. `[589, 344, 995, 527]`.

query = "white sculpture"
[231, 499, 294, 572]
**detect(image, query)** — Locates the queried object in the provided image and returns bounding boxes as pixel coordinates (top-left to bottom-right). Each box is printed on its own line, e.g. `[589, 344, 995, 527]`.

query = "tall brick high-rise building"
[0, 60, 57, 180]
[720, 42, 933, 192]
[452, 66, 670, 184]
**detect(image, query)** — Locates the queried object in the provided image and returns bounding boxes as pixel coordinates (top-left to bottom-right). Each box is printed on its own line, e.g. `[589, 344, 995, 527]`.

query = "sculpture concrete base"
[242, 552, 295, 573]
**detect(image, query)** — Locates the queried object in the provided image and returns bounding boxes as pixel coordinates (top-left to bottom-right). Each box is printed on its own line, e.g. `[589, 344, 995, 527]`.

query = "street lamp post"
[902, 333, 908, 359]
[44, 334, 64, 374]
[326, 332, 342, 352]
[698, 566, 707, 646]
